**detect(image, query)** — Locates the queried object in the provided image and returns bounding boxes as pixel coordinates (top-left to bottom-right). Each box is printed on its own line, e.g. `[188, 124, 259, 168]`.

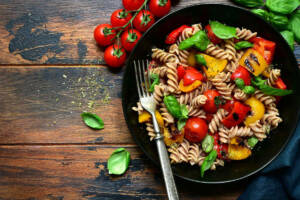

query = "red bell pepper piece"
[177, 65, 186, 80]
[231, 66, 251, 85]
[165, 25, 191, 44]
[183, 67, 204, 86]
[250, 37, 276, 64]
[222, 100, 235, 113]
[222, 101, 251, 128]
[205, 113, 214, 123]
[275, 77, 287, 90]
[205, 24, 222, 44]
[213, 134, 228, 159]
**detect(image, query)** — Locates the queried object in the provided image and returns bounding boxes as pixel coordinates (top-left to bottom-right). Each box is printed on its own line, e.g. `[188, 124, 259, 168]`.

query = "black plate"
[122, 4, 300, 183]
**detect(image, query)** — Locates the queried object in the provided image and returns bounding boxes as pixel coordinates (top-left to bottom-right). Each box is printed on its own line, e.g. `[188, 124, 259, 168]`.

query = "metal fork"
[134, 60, 179, 200]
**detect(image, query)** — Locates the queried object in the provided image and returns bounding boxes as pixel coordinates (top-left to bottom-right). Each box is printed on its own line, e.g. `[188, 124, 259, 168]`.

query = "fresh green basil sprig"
[201, 150, 217, 177]
[251, 76, 293, 96]
[210, 21, 238, 39]
[251, 9, 269, 20]
[231, 0, 264, 8]
[163, 95, 188, 130]
[266, 0, 300, 15]
[81, 112, 104, 130]
[202, 135, 214, 153]
[234, 41, 254, 50]
[281, 30, 295, 50]
[268, 12, 289, 30]
[289, 10, 300, 43]
[107, 148, 131, 175]
[149, 73, 160, 92]
[179, 30, 210, 51]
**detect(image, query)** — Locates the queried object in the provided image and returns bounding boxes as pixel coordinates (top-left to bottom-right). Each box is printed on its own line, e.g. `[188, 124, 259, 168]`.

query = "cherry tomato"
[177, 65, 186, 80]
[203, 90, 221, 114]
[149, 0, 171, 18]
[94, 24, 116, 46]
[110, 9, 132, 29]
[205, 24, 222, 44]
[104, 44, 127, 68]
[184, 117, 208, 143]
[121, 29, 142, 52]
[133, 10, 155, 32]
[231, 66, 251, 85]
[122, 0, 145, 11]
[183, 68, 204, 86]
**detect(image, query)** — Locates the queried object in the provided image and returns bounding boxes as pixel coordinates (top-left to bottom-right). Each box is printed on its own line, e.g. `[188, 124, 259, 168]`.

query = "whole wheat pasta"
[205, 43, 230, 60]
[192, 95, 207, 108]
[249, 120, 267, 141]
[208, 109, 228, 133]
[187, 105, 206, 118]
[166, 62, 180, 94]
[153, 84, 165, 104]
[152, 48, 177, 63]
[145, 122, 156, 141]
[236, 28, 257, 40]
[159, 103, 175, 125]
[150, 66, 168, 78]
[229, 126, 253, 138]
[176, 87, 202, 105]
[253, 90, 276, 106]
[211, 73, 234, 100]
[267, 69, 281, 86]
[225, 39, 236, 61]
[219, 127, 229, 143]
[233, 88, 248, 101]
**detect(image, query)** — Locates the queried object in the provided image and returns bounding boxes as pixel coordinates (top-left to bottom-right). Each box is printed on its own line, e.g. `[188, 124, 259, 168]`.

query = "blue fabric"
[239, 122, 300, 200]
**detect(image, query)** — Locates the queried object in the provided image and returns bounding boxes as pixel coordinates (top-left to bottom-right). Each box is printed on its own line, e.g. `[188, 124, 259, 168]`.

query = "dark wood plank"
[0, 66, 134, 144]
[0, 145, 244, 200]
[1, 0, 299, 65]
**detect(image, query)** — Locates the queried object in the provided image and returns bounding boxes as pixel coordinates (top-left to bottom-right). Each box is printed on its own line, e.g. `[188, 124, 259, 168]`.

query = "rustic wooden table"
[0, 0, 299, 199]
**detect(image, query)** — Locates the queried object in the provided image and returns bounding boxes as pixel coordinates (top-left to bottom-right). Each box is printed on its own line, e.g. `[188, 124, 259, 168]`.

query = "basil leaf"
[268, 12, 289, 30]
[179, 31, 210, 51]
[288, 10, 300, 43]
[231, 0, 264, 8]
[280, 30, 295, 51]
[266, 0, 300, 15]
[210, 21, 237, 39]
[201, 150, 217, 177]
[235, 78, 245, 89]
[251, 9, 269, 21]
[251, 77, 293, 96]
[248, 137, 259, 148]
[180, 104, 189, 119]
[107, 148, 131, 175]
[234, 41, 254, 50]
[149, 73, 160, 92]
[243, 86, 255, 94]
[195, 54, 207, 66]
[214, 96, 226, 108]
[177, 118, 187, 131]
[81, 112, 104, 130]
[163, 95, 182, 118]
[202, 135, 214, 153]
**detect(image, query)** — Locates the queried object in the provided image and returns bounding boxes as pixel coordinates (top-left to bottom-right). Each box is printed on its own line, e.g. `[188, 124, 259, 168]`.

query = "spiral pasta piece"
[192, 95, 207, 108]
[233, 88, 248, 101]
[166, 62, 180, 94]
[210, 159, 225, 170]
[169, 139, 190, 163]
[205, 43, 230, 60]
[187, 105, 206, 118]
[249, 120, 267, 141]
[253, 90, 276, 106]
[211, 73, 234, 100]
[149, 66, 168, 78]
[267, 69, 281, 86]
[219, 127, 229, 143]
[159, 103, 175, 125]
[192, 23, 203, 34]
[208, 109, 228, 133]
[176, 87, 202, 105]
[262, 103, 282, 127]
[225, 39, 236, 61]
[153, 84, 165, 104]
[225, 50, 244, 72]
[132, 102, 144, 114]
[152, 48, 177, 63]
[229, 126, 253, 138]
[178, 27, 194, 42]
[145, 122, 156, 141]
[236, 28, 257, 40]
[188, 143, 202, 165]
[199, 81, 213, 93]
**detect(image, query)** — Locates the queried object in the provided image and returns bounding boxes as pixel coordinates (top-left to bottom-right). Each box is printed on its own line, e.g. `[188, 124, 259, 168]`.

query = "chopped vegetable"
[244, 97, 265, 126]
[179, 30, 210, 51]
[234, 41, 254, 50]
[187, 51, 197, 66]
[81, 112, 104, 130]
[222, 101, 251, 128]
[202, 135, 214, 153]
[201, 150, 217, 177]
[228, 144, 251, 160]
[205, 24, 222, 44]
[164, 127, 185, 146]
[200, 53, 228, 79]
[235, 78, 246, 89]
[165, 25, 191, 44]
[107, 148, 131, 175]
[248, 137, 259, 148]
[243, 85, 255, 94]
[209, 21, 237, 39]
[179, 79, 202, 92]
[239, 48, 268, 76]
[138, 110, 164, 128]
[182, 67, 204, 86]
[251, 37, 276, 64]
[230, 137, 243, 145]
[195, 54, 207, 66]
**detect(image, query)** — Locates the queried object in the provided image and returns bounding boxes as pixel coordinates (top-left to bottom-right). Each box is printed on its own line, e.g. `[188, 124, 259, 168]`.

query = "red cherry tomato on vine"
[133, 10, 155, 32]
[110, 9, 132, 29]
[149, 0, 171, 18]
[121, 29, 142, 52]
[122, 0, 145, 11]
[203, 89, 221, 114]
[104, 44, 127, 68]
[94, 24, 116, 46]
[184, 117, 208, 143]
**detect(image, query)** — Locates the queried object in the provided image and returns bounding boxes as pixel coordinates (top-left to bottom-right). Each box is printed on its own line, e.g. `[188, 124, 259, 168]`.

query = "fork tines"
[134, 60, 151, 98]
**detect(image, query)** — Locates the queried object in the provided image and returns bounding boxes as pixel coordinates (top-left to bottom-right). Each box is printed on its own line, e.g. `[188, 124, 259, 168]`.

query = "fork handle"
[152, 114, 179, 200]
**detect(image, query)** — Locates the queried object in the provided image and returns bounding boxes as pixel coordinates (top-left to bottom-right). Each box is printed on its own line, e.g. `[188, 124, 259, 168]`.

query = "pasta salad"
[132, 21, 292, 177]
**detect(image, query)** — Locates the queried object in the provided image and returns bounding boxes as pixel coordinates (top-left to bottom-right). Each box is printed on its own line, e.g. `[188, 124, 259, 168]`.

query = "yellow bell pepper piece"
[188, 51, 197, 67]
[138, 111, 164, 128]
[228, 144, 252, 160]
[244, 97, 265, 126]
[239, 49, 268, 76]
[164, 127, 185, 147]
[198, 53, 227, 79]
[179, 79, 202, 92]
[230, 137, 243, 145]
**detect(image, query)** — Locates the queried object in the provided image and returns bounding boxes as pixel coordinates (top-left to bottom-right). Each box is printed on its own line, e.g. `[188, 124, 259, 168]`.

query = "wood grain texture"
[0, 66, 134, 144]
[0, 145, 245, 200]
[0, 0, 299, 65]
